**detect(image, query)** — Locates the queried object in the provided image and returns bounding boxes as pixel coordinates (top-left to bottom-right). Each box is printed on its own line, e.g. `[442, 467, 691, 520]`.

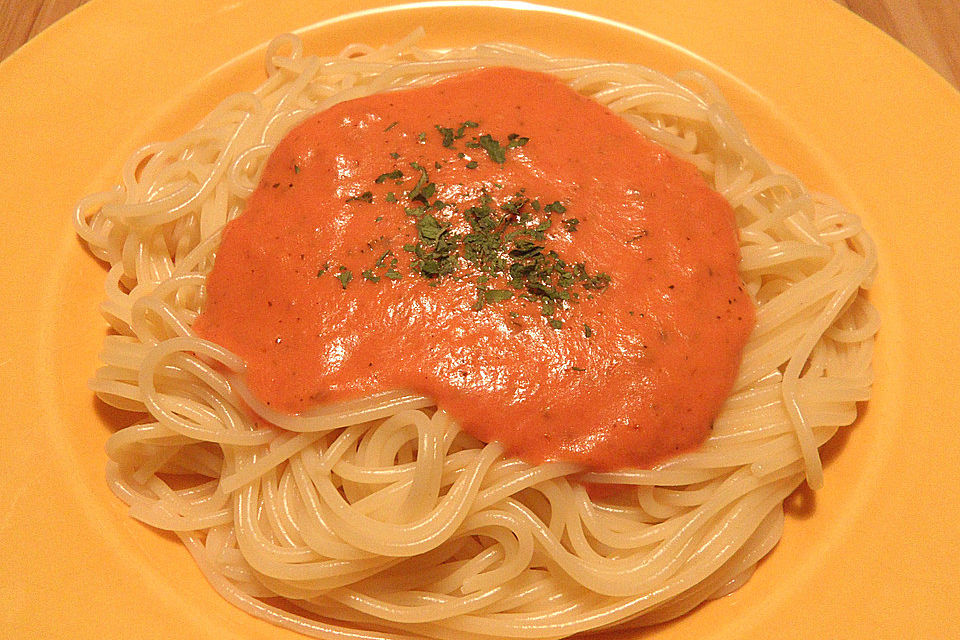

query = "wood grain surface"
[2, 0, 958, 89]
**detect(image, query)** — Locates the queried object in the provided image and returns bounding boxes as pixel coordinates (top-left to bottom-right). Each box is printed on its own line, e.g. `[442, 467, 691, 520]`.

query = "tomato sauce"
[194, 67, 755, 471]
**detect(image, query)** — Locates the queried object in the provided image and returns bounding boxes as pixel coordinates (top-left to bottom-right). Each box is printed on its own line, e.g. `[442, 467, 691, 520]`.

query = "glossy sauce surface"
[194, 67, 755, 471]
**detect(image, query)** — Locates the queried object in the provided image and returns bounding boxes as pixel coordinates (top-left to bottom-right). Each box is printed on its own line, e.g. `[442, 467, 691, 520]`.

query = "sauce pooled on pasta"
[194, 67, 755, 471]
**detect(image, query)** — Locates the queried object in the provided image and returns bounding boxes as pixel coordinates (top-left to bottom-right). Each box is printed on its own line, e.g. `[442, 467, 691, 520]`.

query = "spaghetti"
[75, 32, 878, 639]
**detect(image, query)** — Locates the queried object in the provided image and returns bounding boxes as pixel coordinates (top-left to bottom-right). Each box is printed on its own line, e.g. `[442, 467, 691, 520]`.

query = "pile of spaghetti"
[75, 32, 878, 639]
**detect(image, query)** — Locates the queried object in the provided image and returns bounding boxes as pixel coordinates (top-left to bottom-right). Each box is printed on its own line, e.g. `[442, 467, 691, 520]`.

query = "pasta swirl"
[75, 32, 877, 639]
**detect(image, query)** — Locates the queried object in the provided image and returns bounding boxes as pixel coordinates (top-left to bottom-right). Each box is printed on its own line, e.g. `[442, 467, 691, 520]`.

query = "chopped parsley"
[477, 134, 507, 164]
[335, 267, 353, 289]
[484, 289, 514, 303]
[436, 125, 456, 148]
[346, 191, 373, 204]
[376, 170, 403, 184]
[337, 126, 611, 324]
[543, 201, 566, 214]
[407, 162, 433, 202]
[434, 120, 480, 149]
[416, 214, 444, 244]
[506, 133, 529, 148]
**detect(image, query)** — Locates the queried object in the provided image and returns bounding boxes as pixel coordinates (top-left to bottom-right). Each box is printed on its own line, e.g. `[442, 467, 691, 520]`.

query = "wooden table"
[2, 0, 958, 89]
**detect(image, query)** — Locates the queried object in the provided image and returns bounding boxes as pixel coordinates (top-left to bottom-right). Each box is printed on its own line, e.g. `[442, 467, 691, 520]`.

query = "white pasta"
[75, 31, 877, 640]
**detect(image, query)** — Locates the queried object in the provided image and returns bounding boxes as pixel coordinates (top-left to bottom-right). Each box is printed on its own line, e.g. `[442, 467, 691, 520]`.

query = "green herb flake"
[294, 164, 301, 174]
[376, 170, 403, 184]
[484, 289, 514, 303]
[562, 218, 580, 232]
[478, 134, 507, 164]
[407, 162, 430, 202]
[435, 125, 456, 148]
[384, 269, 402, 280]
[583, 324, 593, 338]
[506, 133, 530, 148]
[472, 288, 486, 311]
[375, 249, 393, 268]
[544, 201, 567, 214]
[385, 192, 397, 203]
[548, 318, 563, 329]
[362, 269, 380, 282]
[335, 268, 353, 289]
[465, 160, 479, 169]
[346, 191, 373, 204]
[540, 298, 556, 317]
[416, 214, 443, 244]
[384, 121, 399, 132]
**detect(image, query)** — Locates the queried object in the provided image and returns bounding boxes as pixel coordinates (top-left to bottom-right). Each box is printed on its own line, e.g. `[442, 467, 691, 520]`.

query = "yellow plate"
[2, 0, 959, 637]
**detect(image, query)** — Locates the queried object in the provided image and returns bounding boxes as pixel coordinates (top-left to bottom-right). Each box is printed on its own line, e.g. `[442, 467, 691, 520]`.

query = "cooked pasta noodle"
[75, 31, 877, 639]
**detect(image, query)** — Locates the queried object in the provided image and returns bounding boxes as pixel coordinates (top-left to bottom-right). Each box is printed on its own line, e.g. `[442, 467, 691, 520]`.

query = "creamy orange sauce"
[194, 67, 755, 471]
